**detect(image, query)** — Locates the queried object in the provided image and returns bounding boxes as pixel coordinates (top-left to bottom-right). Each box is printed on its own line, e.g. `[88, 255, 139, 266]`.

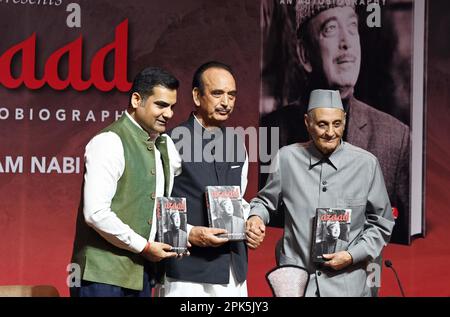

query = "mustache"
[215, 107, 231, 113]
[335, 53, 357, 64]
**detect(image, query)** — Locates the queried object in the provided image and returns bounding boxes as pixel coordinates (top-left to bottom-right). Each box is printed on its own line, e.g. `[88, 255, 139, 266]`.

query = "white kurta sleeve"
[83, 132, 148, 254]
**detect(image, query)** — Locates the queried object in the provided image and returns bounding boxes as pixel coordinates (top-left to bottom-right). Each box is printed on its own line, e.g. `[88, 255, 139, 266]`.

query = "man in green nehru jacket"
[70, 67, 184, 297]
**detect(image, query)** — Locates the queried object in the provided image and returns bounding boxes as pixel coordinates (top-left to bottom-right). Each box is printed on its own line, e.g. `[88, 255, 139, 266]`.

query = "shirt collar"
[193, 113, 207, 130]
[125, 111, 159, 141]
[191, 112, 223, 136]
[308, 140, 345, 170]
[125, 111, 142, 131]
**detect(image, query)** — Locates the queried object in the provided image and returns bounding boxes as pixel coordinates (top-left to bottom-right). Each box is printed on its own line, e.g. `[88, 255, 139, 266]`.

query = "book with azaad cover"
[205, 186, 246, 241]
[311, 208, 352, 263]
[156, 197, 188, 254]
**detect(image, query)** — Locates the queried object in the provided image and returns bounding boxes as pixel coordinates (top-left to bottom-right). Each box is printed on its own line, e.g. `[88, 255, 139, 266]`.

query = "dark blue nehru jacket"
[166, 114, 247, 284]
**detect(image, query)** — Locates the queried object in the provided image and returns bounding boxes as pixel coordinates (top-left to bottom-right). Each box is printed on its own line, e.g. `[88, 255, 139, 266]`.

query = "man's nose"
[339, 27, 353, 50]
[221, 94, 229, 107]
[163, 107, 174, 119]
[325, 124, 335, 136]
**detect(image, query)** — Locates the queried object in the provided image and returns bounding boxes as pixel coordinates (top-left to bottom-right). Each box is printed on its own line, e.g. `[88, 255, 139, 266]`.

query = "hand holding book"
[140, 241, 177, 262]
[188, 226, 229, 247]
[322, 251, 353, 271]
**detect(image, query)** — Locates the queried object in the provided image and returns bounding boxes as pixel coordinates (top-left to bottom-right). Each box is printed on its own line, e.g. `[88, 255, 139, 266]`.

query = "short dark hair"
[192, 61, 235, 95]
[129, 67, 179, 103]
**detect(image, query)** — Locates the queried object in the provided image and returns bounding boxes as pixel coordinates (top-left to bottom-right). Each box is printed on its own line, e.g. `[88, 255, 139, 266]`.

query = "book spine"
[156, 198, 162, 243]
[205, 190, 213, 228]
[311, 213, 319, 263]
[312, 208, 326, 263]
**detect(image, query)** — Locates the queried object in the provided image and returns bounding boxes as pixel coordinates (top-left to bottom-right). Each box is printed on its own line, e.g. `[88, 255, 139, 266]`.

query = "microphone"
[384, 260, 405, 297]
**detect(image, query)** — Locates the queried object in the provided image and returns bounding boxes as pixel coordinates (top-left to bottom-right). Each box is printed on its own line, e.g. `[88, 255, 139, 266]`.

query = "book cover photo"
[156, 197, 188, 254]
[312, 208, 352, 263]
[205, 186, 246, 241]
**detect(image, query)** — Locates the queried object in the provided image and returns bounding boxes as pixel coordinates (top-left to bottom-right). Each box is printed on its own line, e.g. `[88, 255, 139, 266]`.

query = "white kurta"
[82, 111, 181, 254]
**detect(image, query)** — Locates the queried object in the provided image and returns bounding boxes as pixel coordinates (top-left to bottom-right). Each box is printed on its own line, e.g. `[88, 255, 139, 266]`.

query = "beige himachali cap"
[307, 89, 344, 111]
[296, 0, 356, 29]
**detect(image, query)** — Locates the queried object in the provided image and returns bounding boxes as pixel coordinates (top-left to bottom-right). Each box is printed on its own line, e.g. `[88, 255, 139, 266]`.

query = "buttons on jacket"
[317, 271, 322, 276]
[151, 192, 156, 199]
[322, 180, 327, 185]
[322, 187, 327, 192]
[150, 168, 156, 175]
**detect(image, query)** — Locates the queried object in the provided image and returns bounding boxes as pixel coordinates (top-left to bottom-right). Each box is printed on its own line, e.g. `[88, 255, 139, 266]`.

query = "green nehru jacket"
[72, 114, 169, 290]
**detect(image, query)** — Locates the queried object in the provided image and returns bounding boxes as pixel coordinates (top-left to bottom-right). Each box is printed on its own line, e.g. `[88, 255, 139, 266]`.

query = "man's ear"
[192, 88, 201, 107]
[130, 92, 142, 109]
[304, 113, 311, 130]
[297, 40, 313, 74]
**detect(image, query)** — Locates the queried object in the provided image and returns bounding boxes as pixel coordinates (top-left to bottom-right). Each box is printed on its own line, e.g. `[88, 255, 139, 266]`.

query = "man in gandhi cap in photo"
[247, 89, 395, 296]
[260, 0, 410, 247]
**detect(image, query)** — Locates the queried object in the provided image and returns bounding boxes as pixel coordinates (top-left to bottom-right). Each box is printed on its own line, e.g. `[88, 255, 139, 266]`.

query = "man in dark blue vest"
[164, 61, 263, 296]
